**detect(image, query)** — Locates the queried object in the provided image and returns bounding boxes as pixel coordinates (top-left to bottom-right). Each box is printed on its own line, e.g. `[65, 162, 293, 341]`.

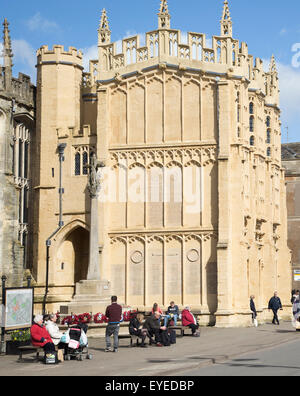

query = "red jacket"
[181, 309, 196, 327]
[30, 323, 53, 347]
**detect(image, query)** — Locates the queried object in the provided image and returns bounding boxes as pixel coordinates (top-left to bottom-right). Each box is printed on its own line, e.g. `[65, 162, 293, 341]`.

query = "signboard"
[4, 288, 34, 330]
[294, 270, 300, 282]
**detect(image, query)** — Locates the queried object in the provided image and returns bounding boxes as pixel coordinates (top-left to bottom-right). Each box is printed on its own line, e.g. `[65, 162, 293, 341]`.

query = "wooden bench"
[169, 326, 199, 337]
[118, 334, 141, 347]
[169, 326, 184, 337]
[18, 345, 43, 362]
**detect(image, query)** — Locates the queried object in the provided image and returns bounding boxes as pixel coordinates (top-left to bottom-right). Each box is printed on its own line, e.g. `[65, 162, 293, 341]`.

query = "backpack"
[169, 329, 176, 344]
[160, 330, 171, 346]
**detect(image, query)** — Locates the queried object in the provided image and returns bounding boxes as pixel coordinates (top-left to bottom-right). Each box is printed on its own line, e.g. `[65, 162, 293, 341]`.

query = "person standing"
[268, 291, 283, 325]
[250, 295, 258, 327]
[105, 296, 123, 353]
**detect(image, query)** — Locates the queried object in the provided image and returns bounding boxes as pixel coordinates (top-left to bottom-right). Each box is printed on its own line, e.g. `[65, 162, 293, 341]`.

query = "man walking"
[105, 296, 123, 352]
[268, 291, 282, 325]
[250, 295, 258, 327]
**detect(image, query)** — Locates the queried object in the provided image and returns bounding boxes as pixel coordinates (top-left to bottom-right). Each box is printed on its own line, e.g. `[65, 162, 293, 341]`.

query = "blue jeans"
[106, 324, 120, 350]
[164, 314, 178, 327]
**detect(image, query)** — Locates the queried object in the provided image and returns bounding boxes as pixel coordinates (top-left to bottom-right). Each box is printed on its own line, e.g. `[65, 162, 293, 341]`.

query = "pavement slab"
[0, 321, 298, 376]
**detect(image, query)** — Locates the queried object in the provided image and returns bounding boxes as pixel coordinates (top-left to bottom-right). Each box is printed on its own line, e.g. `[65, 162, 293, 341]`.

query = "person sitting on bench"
[164, 301, 179, 327]
[31, 315, 56, 354]
[181, 307, 200, 337]
[129, 313, 148, 348]
[143, 311, 167, 347]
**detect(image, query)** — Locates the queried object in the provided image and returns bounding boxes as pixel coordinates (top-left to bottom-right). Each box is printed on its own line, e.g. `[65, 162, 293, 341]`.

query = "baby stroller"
[64, 323, 92, 361]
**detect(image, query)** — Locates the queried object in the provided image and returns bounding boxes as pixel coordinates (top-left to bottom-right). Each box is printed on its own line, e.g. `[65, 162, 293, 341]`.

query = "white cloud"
[279, 28, 287, 36]
[277, 62, 300, 121]
[81, 45, 98, 71]
[26, 12, 59, 33]
[12, 39, 36, 81]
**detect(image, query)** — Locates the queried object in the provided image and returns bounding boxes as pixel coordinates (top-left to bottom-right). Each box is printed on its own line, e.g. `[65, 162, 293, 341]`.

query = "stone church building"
[0, 19, 35, 287]
[31, 0, 291, 326]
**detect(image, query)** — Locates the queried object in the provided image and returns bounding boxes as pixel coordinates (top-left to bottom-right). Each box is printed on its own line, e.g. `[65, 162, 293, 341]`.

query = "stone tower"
[32, 46, 84, 302]
[0, 19, 35, 287]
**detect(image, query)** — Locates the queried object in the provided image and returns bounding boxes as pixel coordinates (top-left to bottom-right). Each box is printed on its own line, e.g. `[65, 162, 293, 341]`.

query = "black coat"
[129, 317, 142, 335]
[268, 296, 282, 311]
[143, 315, 160, 331]
[250, 299, 257, 316]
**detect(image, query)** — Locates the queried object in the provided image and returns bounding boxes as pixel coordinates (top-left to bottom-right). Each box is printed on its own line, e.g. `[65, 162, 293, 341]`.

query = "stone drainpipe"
[42, 143, 66, 315]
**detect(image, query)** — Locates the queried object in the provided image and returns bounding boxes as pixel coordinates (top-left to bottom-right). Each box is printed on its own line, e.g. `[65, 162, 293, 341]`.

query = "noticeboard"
[3, 288, 34, 330]
[294, 270, 300, 282]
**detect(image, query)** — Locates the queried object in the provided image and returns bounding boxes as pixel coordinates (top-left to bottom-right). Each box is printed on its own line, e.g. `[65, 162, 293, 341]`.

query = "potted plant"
[6, 329, 31, 355]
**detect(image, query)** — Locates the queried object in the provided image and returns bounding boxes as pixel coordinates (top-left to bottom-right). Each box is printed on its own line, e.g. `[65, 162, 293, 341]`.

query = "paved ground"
[0, 321, 299, 376]
[182, 340, 300, 376]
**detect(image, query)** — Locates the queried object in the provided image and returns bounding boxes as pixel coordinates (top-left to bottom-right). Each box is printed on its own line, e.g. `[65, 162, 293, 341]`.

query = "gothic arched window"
[82, 151, 88, 175]
[250, 116, 254, 132]
[266, 116, 271, 128]
[75, 153, 81, 176]
[74, 146, 96, 176]
[266, 129, 271, 144]
[250, 136, 255, 146]
[249, 102, 254, 114]
[267, 147, 271, 157]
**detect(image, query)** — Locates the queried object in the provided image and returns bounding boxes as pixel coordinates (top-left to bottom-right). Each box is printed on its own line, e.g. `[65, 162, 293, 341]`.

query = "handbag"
[68, 339, 80, 350]
[57, 349, 64, 362]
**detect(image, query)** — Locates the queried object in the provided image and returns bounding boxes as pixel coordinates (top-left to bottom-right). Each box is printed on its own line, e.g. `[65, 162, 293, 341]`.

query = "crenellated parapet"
[37, 45, 83, 69]
[84, 1, 279, 105]
[0, 68, 35, 106]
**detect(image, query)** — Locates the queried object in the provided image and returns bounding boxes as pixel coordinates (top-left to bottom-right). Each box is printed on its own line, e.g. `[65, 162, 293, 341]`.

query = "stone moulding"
[109, 146, 218, 169]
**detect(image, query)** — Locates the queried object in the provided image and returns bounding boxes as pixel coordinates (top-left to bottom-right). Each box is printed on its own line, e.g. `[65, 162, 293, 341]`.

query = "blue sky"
[1, 0, 300, 143]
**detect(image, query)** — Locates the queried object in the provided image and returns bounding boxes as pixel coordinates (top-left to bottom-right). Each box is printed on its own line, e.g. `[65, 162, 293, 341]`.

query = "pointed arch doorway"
[56, 226, 89, 285]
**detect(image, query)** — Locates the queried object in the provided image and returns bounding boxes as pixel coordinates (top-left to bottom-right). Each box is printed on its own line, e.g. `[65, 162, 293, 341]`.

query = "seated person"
[181, 306, 200, 337]
[45, 314, 65, 349]
[143, 311, 167, 347]
[129, 313, 148, 348]
[164, 301, 179, 327]
[151, 303, 163, 316]
[46, 314, 69, 361]
[31, 314, 56, 354]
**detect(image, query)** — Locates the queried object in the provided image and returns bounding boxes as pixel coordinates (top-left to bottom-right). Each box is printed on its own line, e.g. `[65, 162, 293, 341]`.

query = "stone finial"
[3, 18, 13, 60]
[221, 0, 232, 37]
[98, 8, 111, 45]
[2, 18, 13, 90]
[158, 0, 171, 29]
[269, 54, 277, 74]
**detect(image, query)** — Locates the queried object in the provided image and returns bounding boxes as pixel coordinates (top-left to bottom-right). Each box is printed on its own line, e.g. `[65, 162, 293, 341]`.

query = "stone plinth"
[60, 280, 111, 314]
